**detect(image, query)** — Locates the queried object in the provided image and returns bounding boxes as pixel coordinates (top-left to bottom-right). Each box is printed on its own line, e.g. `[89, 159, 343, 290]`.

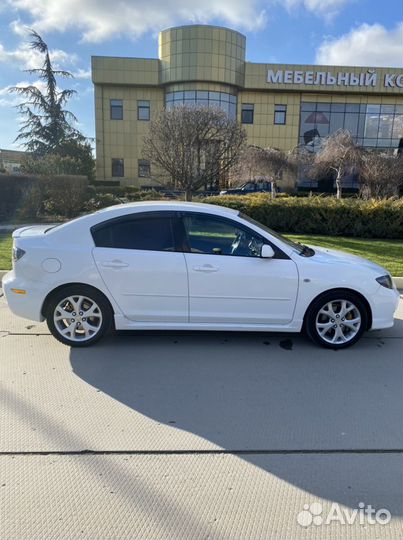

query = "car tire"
[305, 290, 368, 349]
[46, 285, 113, 347]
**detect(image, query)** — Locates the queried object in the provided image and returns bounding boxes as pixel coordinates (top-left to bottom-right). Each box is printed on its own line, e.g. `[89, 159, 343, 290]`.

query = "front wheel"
[46, 285, 112, 347]
[305, 291, 368, 349]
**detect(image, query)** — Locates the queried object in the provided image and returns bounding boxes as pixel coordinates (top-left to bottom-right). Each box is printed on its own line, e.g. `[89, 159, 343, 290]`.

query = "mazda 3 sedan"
[3, 201, 399, 348]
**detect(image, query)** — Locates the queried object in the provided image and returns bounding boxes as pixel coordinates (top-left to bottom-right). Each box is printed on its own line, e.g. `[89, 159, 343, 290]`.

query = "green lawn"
[0, 234, 12, 271]
[286, 235, 403, 276]
[0, 232, 402, 275]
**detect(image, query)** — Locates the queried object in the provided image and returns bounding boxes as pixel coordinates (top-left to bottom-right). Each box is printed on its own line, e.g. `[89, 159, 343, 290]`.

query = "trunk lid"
[12, 225, 52, 238]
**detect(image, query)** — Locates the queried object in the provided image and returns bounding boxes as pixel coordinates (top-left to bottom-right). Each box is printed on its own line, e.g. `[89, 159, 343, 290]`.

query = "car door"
[181, 213, 298, 325]
[92, 211, 188, 322]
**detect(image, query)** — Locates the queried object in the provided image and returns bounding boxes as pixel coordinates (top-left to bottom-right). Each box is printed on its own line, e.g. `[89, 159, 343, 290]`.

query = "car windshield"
[239, 212, 305, 254]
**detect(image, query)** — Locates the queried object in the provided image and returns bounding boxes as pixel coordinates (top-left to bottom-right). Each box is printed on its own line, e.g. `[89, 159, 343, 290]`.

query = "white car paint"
[184, 252, 298, 324]
[2, 201, 399, 341]
[93, 247, 188, 322]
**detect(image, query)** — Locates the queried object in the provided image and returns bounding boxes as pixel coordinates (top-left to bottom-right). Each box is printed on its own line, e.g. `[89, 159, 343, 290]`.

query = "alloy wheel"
[315, 299, 362, 345]
[53, 295, 103, 342]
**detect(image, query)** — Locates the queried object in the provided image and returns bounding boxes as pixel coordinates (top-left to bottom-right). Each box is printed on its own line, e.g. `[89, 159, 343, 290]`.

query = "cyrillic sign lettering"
[266, 68, 403, 89]
[314, 72, 326, 85]
[284, 70, 293, 83]
[267, 70, 283, 84]
[385, 74, 395, 87]
[365, 72, 377, 86]
[337, 72, 349, 86]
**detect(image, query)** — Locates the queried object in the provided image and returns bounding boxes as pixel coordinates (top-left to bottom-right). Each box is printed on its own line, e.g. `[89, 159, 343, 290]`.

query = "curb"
[1, 269, 402, 291]
[394, 276, 403, 289]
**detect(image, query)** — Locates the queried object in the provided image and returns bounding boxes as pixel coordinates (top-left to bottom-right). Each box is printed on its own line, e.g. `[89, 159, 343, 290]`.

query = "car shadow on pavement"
[70, 329, 403, 516]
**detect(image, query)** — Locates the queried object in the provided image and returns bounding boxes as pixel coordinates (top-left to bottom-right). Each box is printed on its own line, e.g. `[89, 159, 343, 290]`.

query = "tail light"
[12, 247, 26, 262]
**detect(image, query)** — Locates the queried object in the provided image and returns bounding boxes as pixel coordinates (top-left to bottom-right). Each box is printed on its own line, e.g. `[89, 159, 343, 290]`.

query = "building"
[0, 148, 27, 174]
[92, 24, 403, 187]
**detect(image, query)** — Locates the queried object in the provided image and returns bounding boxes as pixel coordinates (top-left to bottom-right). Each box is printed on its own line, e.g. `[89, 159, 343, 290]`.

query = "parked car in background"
[3, 201, 399, 349]
[220, 180, 282, 196]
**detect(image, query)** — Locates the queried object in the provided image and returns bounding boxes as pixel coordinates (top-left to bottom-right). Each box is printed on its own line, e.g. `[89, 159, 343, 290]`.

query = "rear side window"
[92, 215, 175, 251]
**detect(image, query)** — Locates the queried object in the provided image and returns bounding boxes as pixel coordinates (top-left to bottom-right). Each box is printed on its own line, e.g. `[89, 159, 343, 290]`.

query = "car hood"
[308, 245, 388, 276]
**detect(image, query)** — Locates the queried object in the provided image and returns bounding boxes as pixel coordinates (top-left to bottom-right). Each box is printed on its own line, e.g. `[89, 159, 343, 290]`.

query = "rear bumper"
[370, 285, 400, 330]
[2, 271, 46, 322]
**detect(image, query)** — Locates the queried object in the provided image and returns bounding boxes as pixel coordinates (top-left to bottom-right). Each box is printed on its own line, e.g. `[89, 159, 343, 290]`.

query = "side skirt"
[114, 315, 303, 333]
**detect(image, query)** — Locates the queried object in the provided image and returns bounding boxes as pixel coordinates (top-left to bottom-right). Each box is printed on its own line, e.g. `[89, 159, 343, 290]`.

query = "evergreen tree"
[11, 30, 83, 156]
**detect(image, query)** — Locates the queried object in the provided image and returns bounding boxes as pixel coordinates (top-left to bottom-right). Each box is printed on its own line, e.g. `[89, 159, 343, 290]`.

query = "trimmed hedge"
[206, 194, 403, 239]
[94, 185, 140, 196]
[0, 174, 88, 221]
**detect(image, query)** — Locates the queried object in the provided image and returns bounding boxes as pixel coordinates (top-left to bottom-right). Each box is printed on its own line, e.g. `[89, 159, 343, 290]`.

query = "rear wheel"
[46, 285, 112, 347]
[305, 291, 368, 349]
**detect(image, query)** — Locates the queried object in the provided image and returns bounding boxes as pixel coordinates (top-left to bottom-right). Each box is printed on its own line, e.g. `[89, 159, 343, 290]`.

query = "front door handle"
[101, 260, 129, 269]
[193, 264, 219, 273]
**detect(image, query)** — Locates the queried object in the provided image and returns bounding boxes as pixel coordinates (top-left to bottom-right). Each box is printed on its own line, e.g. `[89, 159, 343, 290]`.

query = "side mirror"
[261, 244, 275, 258]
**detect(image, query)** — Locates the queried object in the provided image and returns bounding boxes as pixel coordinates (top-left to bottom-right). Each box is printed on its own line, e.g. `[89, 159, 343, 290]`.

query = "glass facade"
[299, 102, 403, 150]
[165, 90, 237, 119]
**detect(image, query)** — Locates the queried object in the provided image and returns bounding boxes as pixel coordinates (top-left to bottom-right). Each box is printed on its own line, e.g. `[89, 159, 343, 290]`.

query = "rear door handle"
[101, 260, 129, 269]
[193, 264, 219, 273]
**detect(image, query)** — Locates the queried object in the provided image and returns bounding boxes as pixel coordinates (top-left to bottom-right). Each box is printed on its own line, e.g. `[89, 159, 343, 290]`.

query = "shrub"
[95, 186, 128, 197]
[207, 194, 403, 239]
[44, 175, 89, 218]
[83, 193, 120, 212]
[93, 180, 120, 187]
[127, 190, 165, 201]
[0, 174, 88, 221]
[0, 175, 45, 221]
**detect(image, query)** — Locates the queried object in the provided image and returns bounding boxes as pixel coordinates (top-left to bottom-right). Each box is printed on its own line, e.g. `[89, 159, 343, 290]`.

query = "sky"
[0, 0, 402, 150]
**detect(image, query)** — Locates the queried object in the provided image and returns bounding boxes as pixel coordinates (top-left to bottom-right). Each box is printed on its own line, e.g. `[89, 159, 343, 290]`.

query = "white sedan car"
[3, 201, 399, 349]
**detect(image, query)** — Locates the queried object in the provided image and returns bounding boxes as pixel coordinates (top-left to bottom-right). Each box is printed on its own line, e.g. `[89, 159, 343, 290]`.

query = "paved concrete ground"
[0, 292, 402, 539]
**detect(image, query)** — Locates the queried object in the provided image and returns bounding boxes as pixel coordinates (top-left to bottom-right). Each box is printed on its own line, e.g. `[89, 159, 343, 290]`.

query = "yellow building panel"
[93, 24, 403, 185]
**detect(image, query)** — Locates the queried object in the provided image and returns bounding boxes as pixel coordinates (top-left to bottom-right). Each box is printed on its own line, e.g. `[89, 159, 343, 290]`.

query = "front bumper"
[370, 284, 400, 330]
[2, 271, 46, 322]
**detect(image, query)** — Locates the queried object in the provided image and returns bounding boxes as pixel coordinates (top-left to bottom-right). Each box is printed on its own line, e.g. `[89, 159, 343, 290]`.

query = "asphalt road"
[0, 291, 402, 539]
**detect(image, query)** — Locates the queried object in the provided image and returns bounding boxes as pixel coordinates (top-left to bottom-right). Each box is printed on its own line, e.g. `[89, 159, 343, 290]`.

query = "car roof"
[96, 200, 239, 217]
[45, 200, 240, 240]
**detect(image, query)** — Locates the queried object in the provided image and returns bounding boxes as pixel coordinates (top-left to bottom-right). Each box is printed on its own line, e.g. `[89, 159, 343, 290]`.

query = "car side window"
[92, 215, 175, 252]
[182, 214, 265, 257]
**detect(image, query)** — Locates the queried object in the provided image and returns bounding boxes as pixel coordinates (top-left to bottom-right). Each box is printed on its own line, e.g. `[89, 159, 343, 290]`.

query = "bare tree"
[143, 106, 246, 201]
[360, 150, 403, 198]
[287, 144, 314, 188]
[313, 129, 361, 199]
[230, 145, 298, 197]
[229, 145, 267, 184]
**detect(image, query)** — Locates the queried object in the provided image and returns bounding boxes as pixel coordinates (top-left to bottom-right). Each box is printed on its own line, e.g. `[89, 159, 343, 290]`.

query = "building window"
[274, 104, 287, 125]
[241, 104, 254, 124]
[110, 99, 123, 120]
[138, 100, 150, 121]
[112, 158, 124, 177]
[299, 102, 403, 150]
[165, 91, 237, 120]
[138, 159, 150, 177]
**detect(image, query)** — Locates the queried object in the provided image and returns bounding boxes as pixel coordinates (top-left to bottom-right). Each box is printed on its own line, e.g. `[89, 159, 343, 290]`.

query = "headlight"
[376, 275, 393, 289]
